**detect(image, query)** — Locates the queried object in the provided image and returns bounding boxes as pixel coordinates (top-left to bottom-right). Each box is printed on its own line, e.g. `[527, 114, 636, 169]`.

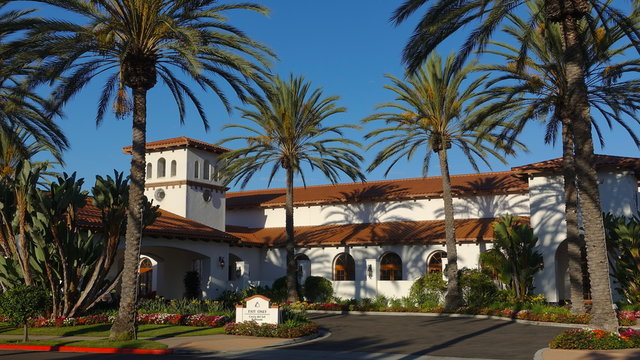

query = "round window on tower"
[203, 189, 212, 202]
[154, 188, 165, 202]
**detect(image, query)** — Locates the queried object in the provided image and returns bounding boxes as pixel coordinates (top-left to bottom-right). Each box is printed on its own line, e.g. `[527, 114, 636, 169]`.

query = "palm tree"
[363, 53, 522, 310]
[23, 0, 274, 340]
[219, 75, 365, 302]
[480, 215, 543, 300]
[0, 4, 67, 157]
[480, 6, 640, 313]
[391, 0, 638, 332]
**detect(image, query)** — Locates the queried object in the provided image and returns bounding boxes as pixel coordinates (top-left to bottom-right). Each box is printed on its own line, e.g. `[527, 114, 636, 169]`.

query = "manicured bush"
[459, 269, 500, 307]
[303, 276, 333, 303]
[0, 285, 48, 341]
[550, 329, 640, 350]
[409, 273, 446, 308]
[224, 321, 318, 338]
[270, 277, 289, 303]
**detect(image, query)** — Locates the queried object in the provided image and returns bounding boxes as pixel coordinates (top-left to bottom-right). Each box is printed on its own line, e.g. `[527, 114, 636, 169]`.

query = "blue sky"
[17, 1, 640, 191]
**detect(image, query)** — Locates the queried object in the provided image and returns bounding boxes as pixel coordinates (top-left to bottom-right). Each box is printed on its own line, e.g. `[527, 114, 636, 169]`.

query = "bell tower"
[123, 137, 229, 231]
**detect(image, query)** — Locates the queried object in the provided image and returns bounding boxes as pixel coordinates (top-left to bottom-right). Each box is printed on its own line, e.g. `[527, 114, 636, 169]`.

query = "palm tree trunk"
[438, 148, 461, 310]
[561, 15, 618, 332]
[562, 118, 586, 314]
[109, 87, 147, 341]
[285, 166, 299, 302]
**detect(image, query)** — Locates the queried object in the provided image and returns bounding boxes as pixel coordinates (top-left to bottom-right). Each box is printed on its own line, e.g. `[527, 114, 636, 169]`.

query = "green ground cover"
[0, 338, 167, 349]
[0, 323, 224, 337]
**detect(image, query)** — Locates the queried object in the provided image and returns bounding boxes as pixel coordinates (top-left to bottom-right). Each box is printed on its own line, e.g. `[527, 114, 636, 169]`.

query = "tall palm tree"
[363, 53, 522, 310]
[480, 6, 640, 313]
[0, 4, 67, 157]
[219, 75, 365, 302]
[391, 0, 639, 332]
[23, 0, 274, 340]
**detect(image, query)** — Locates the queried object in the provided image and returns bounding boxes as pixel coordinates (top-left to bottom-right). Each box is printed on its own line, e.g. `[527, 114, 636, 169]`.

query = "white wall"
[226, 193, 530, 228]
[228, 242, 486, 300]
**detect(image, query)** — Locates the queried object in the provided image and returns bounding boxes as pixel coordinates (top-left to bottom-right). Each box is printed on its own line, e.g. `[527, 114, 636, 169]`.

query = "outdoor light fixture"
[367, 264, 373, 279]
[218, 256, 225, 268]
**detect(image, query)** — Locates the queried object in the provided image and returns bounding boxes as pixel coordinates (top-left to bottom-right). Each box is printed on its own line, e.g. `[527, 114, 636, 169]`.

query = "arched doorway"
[228, 253, 242, 281]
[138, 257, 154, 298]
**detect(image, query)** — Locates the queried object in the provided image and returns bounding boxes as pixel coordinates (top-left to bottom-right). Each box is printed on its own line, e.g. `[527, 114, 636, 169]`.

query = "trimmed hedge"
[224, 321, 318, 338]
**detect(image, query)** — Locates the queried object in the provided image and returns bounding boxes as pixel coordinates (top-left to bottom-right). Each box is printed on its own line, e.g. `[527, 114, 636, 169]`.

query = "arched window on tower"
[157, 158, 166, 178]
[333, 253, 355, 281]
[146, 163, 152, 179]
[427, 251, 446, 274]
[380, 252, 402, 280]
[204, 160, 211, 180]
[194, 161, 200, 178]
[170, 160, 177, 177]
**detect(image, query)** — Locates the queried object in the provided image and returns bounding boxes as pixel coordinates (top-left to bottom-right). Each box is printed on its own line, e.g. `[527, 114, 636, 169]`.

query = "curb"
[306, 310, 590, 329]
[533, 347, 547, 360]
[0, 344, 173, 355]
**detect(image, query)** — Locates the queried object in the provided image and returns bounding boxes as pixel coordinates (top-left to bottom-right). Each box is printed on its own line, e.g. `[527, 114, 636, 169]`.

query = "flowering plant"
[550, 329, 640, 349]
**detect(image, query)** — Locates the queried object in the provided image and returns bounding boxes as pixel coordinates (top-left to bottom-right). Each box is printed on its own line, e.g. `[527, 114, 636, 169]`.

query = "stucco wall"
[226, 193, 530, 228]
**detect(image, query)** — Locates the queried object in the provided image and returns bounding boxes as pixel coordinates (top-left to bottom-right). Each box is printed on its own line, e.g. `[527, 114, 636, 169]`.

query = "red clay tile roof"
[511, 154, 640, 175]
[226, 171, 527, 208]
[227, 217, 515, 247]
[77, 203, 238, 243]
[122, 136, 230, 154]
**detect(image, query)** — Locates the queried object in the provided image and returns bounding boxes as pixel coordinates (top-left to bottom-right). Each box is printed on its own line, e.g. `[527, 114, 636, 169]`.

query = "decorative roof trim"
[122, 136, 230, 154]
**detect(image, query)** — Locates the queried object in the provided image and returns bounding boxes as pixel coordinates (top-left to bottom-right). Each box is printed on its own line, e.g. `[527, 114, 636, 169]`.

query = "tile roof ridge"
[227, 170, 519, 196]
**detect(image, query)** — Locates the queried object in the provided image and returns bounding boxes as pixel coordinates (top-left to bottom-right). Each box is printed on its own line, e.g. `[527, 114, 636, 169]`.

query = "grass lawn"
[0, 338, 167, 349]
[0, 324, 225, 338]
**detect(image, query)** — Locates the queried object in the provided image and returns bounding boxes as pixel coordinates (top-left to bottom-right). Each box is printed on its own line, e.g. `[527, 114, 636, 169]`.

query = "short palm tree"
[391, 0, 638, 332]
[23, 0, 274, 340]
[480, 215, 543, 300]
[480, 5, 640, 312]
[363, 52, 522, 310]
[219, 75, 365, 302]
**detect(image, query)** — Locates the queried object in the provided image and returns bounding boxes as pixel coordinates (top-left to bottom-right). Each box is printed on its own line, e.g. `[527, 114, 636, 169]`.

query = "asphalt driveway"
[286, 313, 569, 360]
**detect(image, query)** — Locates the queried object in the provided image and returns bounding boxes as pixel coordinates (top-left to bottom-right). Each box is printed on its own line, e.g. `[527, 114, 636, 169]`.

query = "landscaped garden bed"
[550, 328, 640, 350]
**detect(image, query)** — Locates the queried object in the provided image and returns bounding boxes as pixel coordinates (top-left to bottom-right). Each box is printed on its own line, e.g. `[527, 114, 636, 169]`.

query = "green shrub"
[0, 285, 48, 341]
[216, 290, 246, 309]
[373, 295, 389, 309]
[303, 276, 332, 303]
[409, 273, 446, 308]
[183, 271, 200, 300]
[224, 321, 318, 338]
[270, 277, 290, 303]
[459, 269, 500, 307]
[550, 329, 637, 350]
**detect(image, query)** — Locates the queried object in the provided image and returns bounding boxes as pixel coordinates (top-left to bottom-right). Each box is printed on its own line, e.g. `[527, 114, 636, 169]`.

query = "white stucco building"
[81, 137, 640, 303]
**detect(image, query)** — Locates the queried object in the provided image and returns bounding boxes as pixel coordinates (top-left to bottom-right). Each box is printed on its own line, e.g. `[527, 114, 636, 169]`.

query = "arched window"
[427, 251, 446, 273]
[139, 257, 153, 297]
[170, 160, 177, 177]
[333, 253, 355, 281]
[380, 252, 402, 280]
[228, 253, 241, 281]
[146, 163, 152, 179]
[194, 161, 200, 178]
[157, 158, 166, 178]
[204, 160, 211, 180]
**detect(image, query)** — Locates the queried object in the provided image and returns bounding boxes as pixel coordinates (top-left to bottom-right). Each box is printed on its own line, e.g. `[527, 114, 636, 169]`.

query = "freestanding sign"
[235, 295, 280, 325]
